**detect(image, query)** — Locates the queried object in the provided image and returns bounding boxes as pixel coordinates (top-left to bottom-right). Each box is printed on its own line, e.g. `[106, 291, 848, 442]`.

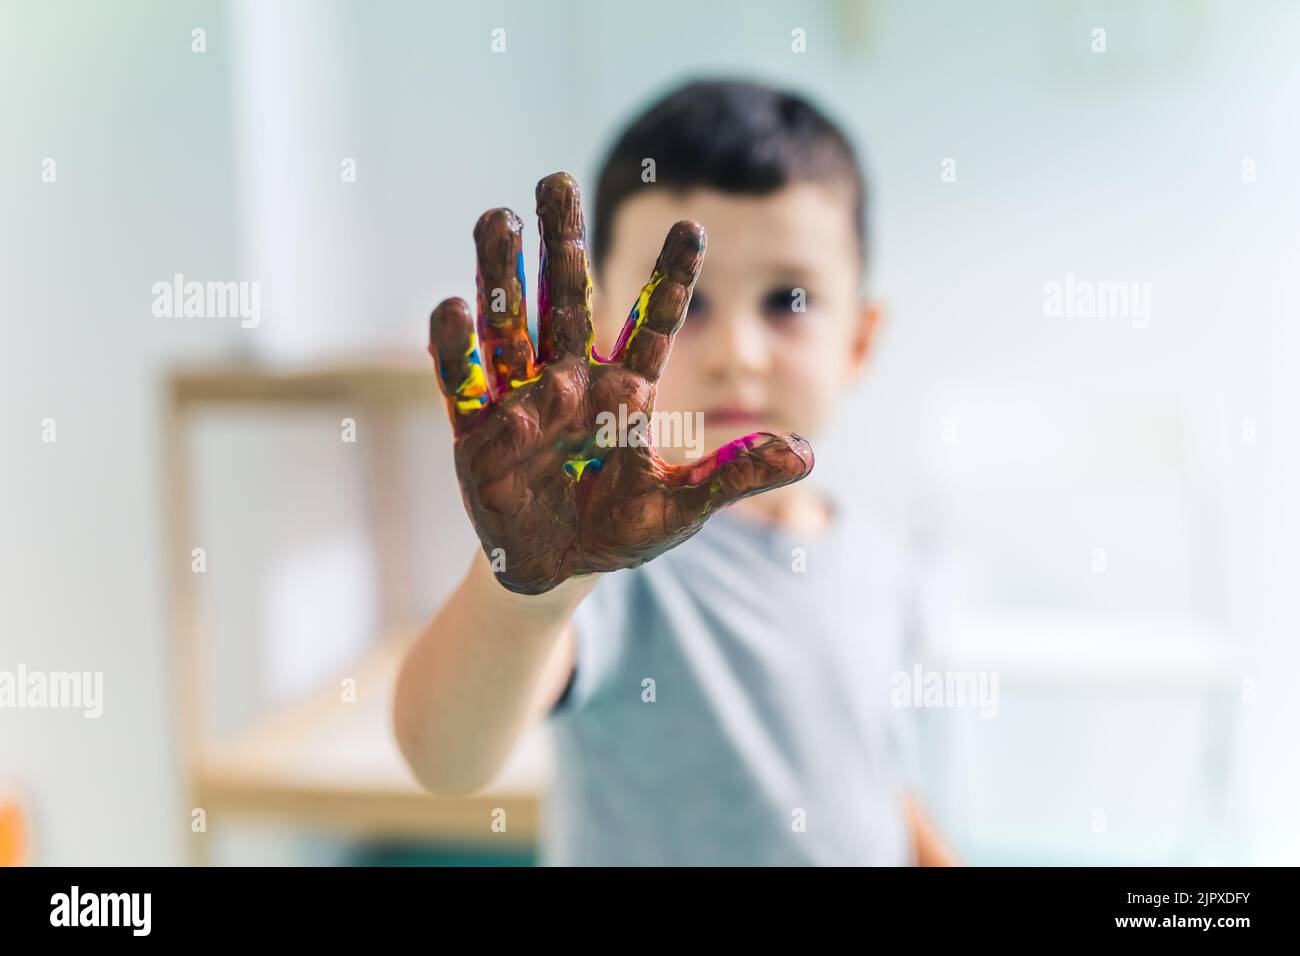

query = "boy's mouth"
[705, 406, 766, 427]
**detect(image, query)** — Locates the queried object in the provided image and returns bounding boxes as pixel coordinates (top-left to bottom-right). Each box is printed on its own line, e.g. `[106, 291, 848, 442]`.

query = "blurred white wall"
[3, 0, 1298, 864]
[2, 0, 244, 863]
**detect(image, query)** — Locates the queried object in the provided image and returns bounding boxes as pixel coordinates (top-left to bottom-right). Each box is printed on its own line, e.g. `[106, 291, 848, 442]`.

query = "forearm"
[393, 547, 596, 796]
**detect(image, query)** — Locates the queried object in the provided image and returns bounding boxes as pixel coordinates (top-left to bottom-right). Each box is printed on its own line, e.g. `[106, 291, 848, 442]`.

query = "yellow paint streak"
[564, 457, 597, 481]
[510, 371, 543, 388]
[628, 273, 664, 344]
[455, 354, 488, 413]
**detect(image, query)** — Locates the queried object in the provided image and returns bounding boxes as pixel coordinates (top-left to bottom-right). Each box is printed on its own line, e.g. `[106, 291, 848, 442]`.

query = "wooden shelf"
[193, 639, 550, 846]
[164, 362, 543, 862]
[169, 361, 438, 407]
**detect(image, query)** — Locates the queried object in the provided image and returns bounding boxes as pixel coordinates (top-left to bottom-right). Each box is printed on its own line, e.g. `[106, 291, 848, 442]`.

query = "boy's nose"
[699, 308, 772, 379]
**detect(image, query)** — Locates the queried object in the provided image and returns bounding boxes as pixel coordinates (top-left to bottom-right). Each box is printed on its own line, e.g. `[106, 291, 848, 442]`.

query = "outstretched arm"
[394, 548, 586, 796]
[396, 171, 813, 794]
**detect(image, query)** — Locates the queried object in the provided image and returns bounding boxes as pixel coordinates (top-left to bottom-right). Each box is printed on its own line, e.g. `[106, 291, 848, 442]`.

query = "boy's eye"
[685, 289, 711, 318]
[762, 287, 811, 318]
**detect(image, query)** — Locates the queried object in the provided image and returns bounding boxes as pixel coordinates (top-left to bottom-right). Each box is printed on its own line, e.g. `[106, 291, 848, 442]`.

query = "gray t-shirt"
[541, 489, 921, 866]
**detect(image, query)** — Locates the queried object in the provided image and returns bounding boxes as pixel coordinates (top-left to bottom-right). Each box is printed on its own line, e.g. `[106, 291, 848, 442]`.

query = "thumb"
[668, 432, 815, 513]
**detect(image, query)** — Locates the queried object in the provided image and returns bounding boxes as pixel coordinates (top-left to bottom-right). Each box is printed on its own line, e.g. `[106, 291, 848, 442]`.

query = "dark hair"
[593, 78, 868, 274]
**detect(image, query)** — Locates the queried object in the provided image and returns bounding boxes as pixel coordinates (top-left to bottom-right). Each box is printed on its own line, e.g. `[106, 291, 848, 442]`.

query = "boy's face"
[593, 182, 880, 466]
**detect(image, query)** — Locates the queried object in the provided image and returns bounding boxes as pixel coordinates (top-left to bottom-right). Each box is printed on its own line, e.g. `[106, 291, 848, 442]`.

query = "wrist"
[466, 547, 600, 614]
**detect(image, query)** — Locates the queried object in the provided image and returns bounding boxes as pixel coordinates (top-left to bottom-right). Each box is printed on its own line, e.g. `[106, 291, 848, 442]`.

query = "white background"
[3, 0, 1298, 864]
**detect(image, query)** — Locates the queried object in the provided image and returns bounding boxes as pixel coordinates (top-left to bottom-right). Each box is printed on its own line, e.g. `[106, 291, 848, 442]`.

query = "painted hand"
[428, 172, 814, 595]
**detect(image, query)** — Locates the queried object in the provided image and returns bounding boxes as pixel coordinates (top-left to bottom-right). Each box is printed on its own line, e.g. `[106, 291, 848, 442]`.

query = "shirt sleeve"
[888, 535, 935, 792]
[547, 569, 634, 720]
[887, 684, 924, 792]
[890, 526, 959, 792]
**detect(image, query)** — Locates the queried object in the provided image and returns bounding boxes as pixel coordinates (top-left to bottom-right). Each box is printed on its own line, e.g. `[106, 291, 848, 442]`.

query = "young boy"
[394, 78, 956, 866]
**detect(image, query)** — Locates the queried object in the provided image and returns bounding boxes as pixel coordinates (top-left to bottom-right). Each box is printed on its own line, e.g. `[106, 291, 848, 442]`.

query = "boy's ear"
[846, 299, 884, 384]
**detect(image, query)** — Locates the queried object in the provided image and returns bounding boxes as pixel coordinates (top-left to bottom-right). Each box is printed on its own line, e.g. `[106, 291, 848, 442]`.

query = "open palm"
[429, 172, 813, 595]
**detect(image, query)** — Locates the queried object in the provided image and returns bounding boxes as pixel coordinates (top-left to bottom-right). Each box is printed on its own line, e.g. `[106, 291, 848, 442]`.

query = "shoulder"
[826, 487, 911, 564]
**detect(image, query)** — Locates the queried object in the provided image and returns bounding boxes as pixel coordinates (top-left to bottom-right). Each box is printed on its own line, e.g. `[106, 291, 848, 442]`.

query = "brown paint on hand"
[429, 171, 814, 595]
